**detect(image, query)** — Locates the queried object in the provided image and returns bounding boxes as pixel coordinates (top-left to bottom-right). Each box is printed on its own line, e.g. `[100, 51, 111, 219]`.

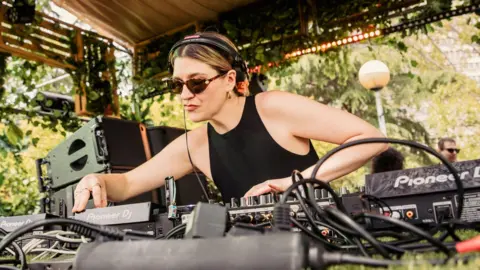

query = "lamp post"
[359, 60, 390, 136]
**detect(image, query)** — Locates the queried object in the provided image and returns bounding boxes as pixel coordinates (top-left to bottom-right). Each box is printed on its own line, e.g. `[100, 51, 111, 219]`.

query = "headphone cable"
[182, 108, 211, 202]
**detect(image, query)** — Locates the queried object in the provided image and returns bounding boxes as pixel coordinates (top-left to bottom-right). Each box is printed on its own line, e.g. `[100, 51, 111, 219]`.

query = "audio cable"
[0, 228, 26, 270]
[182, 108, 211, 202]
[0, 218, 153, 255]
[309, 138, 464, 220]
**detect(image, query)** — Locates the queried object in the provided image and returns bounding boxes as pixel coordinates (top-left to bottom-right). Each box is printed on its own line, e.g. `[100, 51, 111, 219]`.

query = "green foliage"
[136, 25, 197, 80]
[66, 32, 116, 116]
[0, 123, 41, 216]
[0, 165, 40, 216]
[134, 0, 473, 79]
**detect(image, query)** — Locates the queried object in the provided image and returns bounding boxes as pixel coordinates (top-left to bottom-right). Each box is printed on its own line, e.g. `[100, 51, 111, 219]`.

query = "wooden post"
[74, 29, 89, 116]
[106, 44, 119, 117]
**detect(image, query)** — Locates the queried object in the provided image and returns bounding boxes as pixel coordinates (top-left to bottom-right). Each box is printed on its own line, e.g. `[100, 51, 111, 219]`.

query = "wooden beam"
[0, 43, 75, 69]
[1, 26, 72, 56]
[1, 34, 70, 61]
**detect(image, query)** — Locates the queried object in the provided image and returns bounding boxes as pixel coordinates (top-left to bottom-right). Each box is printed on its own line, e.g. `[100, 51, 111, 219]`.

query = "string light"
[251, 3, 480, 72]
[284, 30, 383, 59]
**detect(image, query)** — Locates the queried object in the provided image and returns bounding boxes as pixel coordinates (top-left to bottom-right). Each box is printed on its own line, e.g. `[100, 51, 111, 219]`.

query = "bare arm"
[72, 126, 207, 212]
[266, 91, 387, 181]
[245, 91, 387, 197]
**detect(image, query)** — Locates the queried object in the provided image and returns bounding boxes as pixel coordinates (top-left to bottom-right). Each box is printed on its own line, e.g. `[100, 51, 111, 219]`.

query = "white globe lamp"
[359, 60, 390, 91]
[358, 60, 390, 136]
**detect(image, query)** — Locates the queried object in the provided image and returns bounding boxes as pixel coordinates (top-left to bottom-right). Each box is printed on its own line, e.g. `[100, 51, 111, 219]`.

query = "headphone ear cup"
[234, 67, 246, 82]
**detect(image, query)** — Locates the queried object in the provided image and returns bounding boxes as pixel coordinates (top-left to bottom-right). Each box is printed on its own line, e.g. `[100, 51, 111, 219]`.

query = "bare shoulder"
[187, 124, 208, 141]
[181, 124, 208, 151]
[255, 90, 313, 117]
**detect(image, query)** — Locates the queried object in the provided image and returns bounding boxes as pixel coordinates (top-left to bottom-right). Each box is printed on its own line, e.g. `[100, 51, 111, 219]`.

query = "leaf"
[255, 46, 265, 54]
[272, 33, 282, 41]
[32, 137, 40, 147]
[410, 60, 418, 67]
[255, 53, 265, 62]
[0, 149, 7, 158]
[396, 41, 408, 52]
[53, 110, 62, 117]
[25, 130, 32, 136]
[36, 92, 45, 101]
[6, 122, 23, 145]
[0, 172, 4, 186]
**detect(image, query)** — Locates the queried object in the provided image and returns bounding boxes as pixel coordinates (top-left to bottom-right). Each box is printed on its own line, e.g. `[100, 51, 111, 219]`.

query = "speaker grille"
[102, 117, 148, 167]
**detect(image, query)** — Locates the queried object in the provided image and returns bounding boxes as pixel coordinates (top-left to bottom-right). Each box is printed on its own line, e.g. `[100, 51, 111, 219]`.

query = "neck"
[209, 96, 246, 134]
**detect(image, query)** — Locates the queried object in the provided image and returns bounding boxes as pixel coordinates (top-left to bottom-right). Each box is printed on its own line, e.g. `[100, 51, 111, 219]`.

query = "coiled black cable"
[0, 218, 151, 254]
[309, 138, 464, 220]
[276, 178, 392, 258]
[353, 213, 451, 257]
[0, 229, 25, 270]
[163, 223, 187, 239]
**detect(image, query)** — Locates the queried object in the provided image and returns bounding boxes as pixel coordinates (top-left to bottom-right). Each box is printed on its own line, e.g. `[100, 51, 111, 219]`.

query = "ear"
[225, 69, 237, 92]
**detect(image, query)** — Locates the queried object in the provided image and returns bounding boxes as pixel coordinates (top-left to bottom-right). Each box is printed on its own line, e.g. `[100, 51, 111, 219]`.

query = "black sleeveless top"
[207, 95, 319, 203]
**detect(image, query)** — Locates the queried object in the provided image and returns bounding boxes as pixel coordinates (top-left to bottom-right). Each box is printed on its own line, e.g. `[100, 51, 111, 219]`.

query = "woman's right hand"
[72, 174, 108, 213]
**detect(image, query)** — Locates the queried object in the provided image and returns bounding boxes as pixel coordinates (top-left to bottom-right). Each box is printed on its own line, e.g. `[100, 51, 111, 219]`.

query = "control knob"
[230, 198, 238, 208]
[240, 197, 247, 207]
[265, 193, 274, 204]
[247, 196, 257, 206]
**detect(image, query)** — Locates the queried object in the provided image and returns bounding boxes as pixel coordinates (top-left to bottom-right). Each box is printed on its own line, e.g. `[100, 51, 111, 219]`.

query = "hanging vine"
[0, 53, 9, 103]
[133, 0, 466, 79]
[66, 30, 116, 116]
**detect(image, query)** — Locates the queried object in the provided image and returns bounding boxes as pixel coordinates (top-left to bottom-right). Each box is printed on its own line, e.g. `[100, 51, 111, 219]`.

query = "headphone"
[167, 34, 249, 83]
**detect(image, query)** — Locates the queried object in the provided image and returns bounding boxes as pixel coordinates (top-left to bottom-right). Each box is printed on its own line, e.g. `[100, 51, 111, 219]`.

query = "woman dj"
[72, 32, 387, 212]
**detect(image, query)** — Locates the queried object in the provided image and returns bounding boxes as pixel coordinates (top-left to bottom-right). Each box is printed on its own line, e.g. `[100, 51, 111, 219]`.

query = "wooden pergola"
[0, 2, 118, 117]
[2, 0, 474, 117]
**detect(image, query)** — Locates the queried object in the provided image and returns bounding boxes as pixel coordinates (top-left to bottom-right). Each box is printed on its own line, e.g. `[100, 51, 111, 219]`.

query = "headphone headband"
[167, 34, 248, 81]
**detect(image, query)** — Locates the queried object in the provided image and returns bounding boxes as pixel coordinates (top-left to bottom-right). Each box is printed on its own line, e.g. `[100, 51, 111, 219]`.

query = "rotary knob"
[247, 196, 257, 206]
[230, 198, 238, 208]
[259, 195, 267, 205]
[265, 193, 274, 204]
[240, 197, 247, 207]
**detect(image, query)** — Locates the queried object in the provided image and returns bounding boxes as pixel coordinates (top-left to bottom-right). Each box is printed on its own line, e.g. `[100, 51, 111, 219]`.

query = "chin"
[188, 112, 208, 123]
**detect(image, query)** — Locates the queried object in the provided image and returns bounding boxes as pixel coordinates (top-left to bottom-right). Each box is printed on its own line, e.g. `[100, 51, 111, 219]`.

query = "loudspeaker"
[43, 116, 150, 190]
[40, 116, 153, 215]
[147, 126, 209, 206]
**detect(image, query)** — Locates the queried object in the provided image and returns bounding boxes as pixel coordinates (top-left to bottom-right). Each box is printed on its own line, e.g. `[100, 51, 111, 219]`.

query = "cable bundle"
[271, 138, 480, 267]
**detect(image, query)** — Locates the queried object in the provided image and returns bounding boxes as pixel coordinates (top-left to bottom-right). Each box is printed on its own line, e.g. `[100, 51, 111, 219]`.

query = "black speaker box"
[146, 126, 209, 206]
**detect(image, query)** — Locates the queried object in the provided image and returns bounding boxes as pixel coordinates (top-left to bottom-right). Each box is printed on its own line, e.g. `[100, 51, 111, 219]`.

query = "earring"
[226, 91, 232, 99]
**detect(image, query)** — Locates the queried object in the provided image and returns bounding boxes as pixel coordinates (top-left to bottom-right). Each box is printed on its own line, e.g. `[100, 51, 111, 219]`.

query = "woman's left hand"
[243, 177, 292, 197]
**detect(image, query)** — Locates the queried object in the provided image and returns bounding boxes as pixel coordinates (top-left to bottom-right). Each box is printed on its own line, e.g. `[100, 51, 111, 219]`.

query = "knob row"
[230, 188, 340, 208]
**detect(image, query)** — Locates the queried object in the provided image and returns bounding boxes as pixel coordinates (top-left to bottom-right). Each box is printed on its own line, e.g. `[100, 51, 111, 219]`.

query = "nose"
[180, 84, 194, 101]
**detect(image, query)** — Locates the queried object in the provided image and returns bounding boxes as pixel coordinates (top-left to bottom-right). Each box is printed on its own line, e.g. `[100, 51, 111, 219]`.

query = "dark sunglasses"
[167, 72, 227, 95]
[445, 148, 460, 154]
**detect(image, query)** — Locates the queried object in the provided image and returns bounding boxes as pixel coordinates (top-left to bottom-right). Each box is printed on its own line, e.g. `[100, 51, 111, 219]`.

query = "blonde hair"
[169, 32, 249, 96]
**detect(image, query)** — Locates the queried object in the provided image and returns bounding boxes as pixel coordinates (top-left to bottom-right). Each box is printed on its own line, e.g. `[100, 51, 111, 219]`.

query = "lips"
[184, 105, 198, 112]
